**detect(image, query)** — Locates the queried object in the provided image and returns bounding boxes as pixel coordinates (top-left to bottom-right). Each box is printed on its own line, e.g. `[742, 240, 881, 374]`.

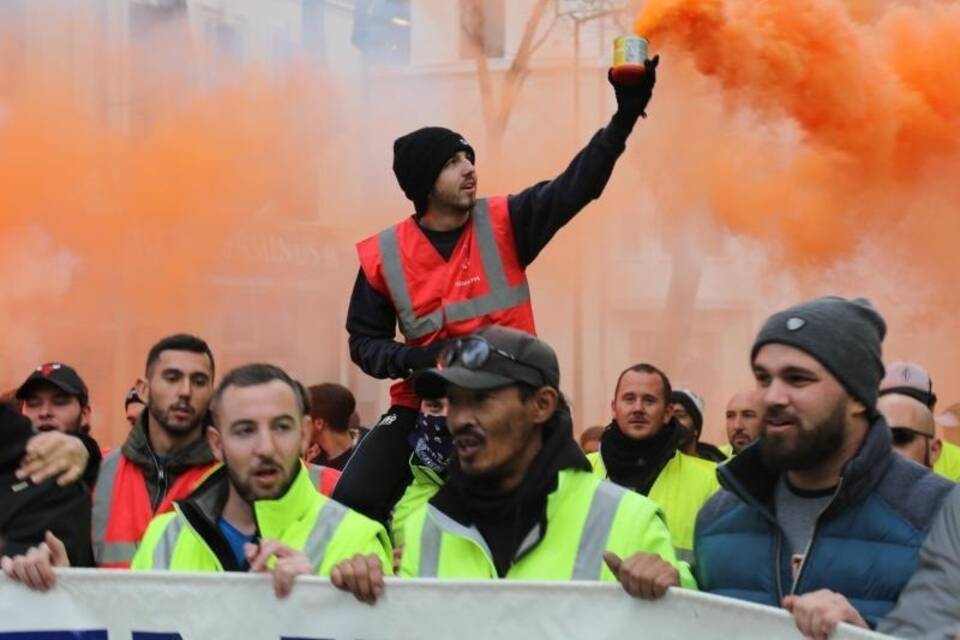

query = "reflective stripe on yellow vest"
[134, 464, 392, 575]
[416, 477, 625, 579]
[587, 449, 720, 557]
[150, 497, 351, 571]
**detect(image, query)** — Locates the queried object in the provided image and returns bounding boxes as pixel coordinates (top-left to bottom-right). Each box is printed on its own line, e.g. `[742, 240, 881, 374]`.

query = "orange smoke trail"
[632, 0, 960, 264]
[0, 15, 345, 443]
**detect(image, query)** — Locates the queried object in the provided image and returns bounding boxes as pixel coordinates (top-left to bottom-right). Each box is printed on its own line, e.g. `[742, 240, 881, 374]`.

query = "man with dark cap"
[688, 296, 953, 637]
[878, 394, 940, 469]
[338, 59, 660, 523]
[15, 363, 102, 489]
[879, 360, 960, 482]
[0, 403, 94, 568]
[330, 325, 695, 604]
[671, 388, 727, 462]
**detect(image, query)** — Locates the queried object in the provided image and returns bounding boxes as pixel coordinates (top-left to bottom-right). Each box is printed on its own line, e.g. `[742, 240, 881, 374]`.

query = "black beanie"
[392, 127, 475, 215]
[751, 296, 887, 411]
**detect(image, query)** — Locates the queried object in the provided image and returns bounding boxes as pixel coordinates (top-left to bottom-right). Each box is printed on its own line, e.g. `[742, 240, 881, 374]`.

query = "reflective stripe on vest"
[378, 199, 531, 340]
[418, 505, 492, 578]
[416, 481, 624, 579]
[303, 499, 349, 573]
[92, 449, 214, 567]
[152, 516, 187, 570]
[570, 481, 625, 580]
[91, 449, 124, 565]
[306, 464, 340, 497]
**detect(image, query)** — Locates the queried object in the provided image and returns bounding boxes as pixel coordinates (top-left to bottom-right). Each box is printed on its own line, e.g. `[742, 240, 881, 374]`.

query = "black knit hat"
[751, 296, 887, 411]
[392, 127, 475, 215]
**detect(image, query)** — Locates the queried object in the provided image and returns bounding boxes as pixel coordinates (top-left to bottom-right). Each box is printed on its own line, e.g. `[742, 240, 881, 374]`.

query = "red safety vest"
[91, 450, 216, 568]
[357, 196, 536, 408]
[305, 462, 341, 497]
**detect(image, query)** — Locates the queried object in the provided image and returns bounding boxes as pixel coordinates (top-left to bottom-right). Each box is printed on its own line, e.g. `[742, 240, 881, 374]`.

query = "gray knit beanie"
[750, 296, 887, 411]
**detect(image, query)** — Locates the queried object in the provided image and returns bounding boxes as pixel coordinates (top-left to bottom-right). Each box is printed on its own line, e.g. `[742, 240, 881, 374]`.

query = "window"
[351, 0, 411, 65]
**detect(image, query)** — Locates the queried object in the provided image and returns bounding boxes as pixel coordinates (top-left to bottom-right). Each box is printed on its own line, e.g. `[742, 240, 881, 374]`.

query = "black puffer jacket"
[0, 405, 94, 565]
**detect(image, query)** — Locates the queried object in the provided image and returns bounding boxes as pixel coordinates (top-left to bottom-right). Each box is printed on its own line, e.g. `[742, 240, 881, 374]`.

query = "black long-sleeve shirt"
[347, 111, 639, 381]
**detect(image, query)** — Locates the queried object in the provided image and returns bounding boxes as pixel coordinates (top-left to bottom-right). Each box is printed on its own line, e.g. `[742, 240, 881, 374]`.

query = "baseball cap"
[879, 361, 937, 409]
[16, 362, 89, 406]
[415, 326, 560, 399]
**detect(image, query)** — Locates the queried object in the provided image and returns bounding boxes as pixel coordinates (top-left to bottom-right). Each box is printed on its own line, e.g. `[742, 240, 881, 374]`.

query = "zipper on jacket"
[788, 478, 844, 596]
[150, 450, 168, 513]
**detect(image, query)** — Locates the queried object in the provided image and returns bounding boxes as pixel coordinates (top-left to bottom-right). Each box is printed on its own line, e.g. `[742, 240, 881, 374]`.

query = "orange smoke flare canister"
[611, 35, 651, 85]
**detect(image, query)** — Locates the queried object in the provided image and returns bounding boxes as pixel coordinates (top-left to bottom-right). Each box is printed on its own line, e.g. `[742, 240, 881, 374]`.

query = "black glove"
[608, 55, 659, 119]
[402, 340, 447, 375]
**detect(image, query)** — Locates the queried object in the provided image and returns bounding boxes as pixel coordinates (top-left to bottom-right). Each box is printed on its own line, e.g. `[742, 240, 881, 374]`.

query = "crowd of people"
[3, 58, 960, 640]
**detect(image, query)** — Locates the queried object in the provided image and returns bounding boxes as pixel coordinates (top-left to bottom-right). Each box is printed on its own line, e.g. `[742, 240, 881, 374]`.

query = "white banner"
[0, 569, 889, 640]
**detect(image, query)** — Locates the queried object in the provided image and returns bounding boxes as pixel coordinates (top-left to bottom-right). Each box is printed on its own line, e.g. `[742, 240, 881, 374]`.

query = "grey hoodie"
[879, 485, 960, 639]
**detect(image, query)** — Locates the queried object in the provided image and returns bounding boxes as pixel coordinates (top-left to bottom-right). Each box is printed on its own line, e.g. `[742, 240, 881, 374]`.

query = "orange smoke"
[0, 15, 347, 443]
[620, 0, 960, 436]
[632, 0, 960, 264]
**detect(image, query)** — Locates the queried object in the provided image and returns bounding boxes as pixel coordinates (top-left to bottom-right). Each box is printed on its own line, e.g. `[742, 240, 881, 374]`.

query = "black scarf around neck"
[599, 419, 683, 496]
[430, 405, 590, 577]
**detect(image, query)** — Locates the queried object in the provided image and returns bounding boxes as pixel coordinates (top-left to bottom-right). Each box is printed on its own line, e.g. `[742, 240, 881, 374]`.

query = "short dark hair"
[145, 334, 215, 377]
[307, 383, 356, 433]
[613, 363, 672, 402]
[211, 363, 304, 423]
[579, 425, 605, 447]
[516, 382, 570, 416]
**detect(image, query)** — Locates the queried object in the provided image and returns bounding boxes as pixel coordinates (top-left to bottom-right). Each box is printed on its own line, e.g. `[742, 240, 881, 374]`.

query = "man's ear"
[529, 387, 560, 426]
[931, 438, 943, 467]
[80, 404, 93, 428]
[136, 377, 149, 405]
[848, 398, 868, 421]
[207, 426, 224, 463]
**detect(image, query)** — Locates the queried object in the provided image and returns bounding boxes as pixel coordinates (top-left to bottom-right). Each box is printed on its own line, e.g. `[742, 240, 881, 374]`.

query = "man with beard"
[3, 364, 390, 598]
[329, 326, 693, 604]
[14, 363, 102, 488]
[693, 297, 953, 637]
[338, 60, 660, 525]
[879, 360, 960, 483]
[91, 334, 219, 568]
[721, 389, 764, 457]
[587, 364, 719, 559]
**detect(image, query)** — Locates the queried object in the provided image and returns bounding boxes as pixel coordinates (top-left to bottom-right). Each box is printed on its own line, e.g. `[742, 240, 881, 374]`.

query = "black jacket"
[347, 111, 640, 381]
[0, 405, 94, 566]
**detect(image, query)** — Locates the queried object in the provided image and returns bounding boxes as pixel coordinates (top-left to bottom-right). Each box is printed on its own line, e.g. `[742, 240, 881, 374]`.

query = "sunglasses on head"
[438, 336, 548, 387]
